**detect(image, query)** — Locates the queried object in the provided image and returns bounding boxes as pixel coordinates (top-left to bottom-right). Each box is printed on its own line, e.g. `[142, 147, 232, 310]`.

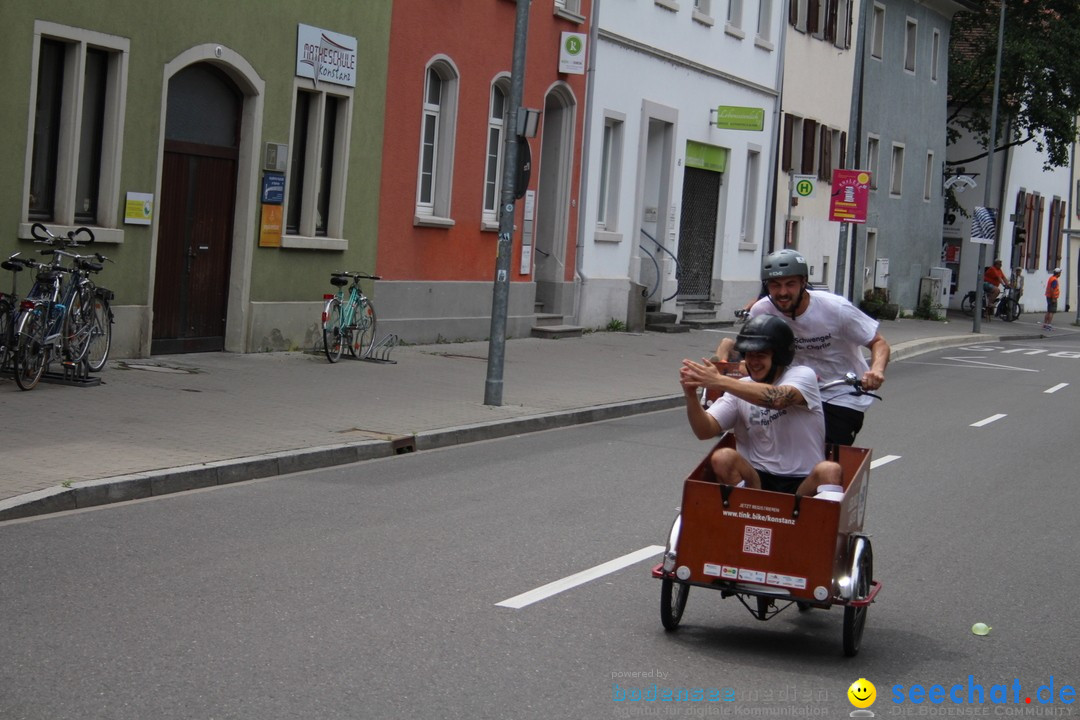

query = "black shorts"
[1047, 298, 1059, 313]
[755, 471, 804, 494]
[824, 403, 865, 446]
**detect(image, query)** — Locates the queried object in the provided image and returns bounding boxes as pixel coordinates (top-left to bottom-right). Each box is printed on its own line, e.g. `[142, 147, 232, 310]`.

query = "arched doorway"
[152, 63, 241, 354]
[533, 84, 576, 315]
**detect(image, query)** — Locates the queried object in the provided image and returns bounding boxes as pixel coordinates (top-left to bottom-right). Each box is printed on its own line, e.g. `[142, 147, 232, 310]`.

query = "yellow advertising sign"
[259, 204, 283, 248]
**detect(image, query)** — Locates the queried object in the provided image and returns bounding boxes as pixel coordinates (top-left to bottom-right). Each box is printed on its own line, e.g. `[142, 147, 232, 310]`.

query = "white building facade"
[574, 0, 785, 329]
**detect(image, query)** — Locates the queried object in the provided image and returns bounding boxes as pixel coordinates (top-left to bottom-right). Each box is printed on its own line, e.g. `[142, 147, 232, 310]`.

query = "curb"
[0, 396, 683, 522]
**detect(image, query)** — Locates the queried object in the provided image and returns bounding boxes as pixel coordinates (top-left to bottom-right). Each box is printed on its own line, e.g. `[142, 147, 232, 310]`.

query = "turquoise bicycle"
[322, 271, 379, 363]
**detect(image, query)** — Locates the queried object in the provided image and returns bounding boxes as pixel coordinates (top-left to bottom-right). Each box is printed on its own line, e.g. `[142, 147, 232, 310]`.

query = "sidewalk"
[0, 312, 1060, 520]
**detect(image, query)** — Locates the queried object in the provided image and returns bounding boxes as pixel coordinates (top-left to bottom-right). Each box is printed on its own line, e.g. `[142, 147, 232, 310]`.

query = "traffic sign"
[792, 174, 816, 199]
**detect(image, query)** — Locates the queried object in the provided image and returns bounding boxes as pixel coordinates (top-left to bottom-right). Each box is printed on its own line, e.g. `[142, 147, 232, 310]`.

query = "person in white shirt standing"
[682, 315, 842, 495]
[715, 249, 890, 446]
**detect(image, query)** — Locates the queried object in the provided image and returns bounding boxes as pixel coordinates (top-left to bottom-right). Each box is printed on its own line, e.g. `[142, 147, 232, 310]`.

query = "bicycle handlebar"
[331, 271, 381, 281]
[819, 372, 883, 401]
[30, 222, 95, 246]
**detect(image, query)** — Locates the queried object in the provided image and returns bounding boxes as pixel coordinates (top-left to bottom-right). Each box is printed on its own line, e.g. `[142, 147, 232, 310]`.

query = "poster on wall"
[124, 192, 154, 225]
[971, 206, 997, 245]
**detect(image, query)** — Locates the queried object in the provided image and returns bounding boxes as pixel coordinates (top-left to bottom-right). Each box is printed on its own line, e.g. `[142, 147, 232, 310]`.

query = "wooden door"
[152, 141, 237, 353]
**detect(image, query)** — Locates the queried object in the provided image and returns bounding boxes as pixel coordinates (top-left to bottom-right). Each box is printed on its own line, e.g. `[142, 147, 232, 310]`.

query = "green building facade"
[1, 1, 391, 357]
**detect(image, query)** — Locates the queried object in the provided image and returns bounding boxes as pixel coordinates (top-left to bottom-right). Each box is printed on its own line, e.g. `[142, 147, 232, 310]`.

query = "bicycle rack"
[41, 357, 101, 387]
[359, 333, 398, 364]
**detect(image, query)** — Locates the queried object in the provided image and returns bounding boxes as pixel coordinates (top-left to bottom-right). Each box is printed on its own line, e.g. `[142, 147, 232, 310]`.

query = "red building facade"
[376, 0, 590, 342]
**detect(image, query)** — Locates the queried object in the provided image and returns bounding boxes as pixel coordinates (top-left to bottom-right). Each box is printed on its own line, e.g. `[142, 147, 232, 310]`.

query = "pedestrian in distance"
[1043, 267, 1062, 332]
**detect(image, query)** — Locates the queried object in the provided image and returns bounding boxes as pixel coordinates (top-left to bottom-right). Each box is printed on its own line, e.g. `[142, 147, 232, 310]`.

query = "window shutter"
[802, 119, 818, 174]
[807, 0, 820, 34]
[782, 114, 795, 172]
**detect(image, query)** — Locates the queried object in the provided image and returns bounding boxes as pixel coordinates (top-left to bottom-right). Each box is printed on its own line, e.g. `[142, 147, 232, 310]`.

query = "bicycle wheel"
[353, 300, 377, 358]
[1000, 298, 1020, 322]
[13, 310, 47, 391]
[0, 298, 12, 371]
[322, 298, 344, 363]
[62, 289, 93, 364]
[86, 292, 112, 372]
[960, 292, 975, 316]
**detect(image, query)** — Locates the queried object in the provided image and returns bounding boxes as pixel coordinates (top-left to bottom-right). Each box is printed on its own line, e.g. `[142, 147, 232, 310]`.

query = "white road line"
[1024, 349, 1047, 356]
[941, 356, 1039, 372]
[1045, 383, 1069, 394]
[871, 455, 901, 469]
[496, 545, 664, 609]
[971, 414, 1007, 427]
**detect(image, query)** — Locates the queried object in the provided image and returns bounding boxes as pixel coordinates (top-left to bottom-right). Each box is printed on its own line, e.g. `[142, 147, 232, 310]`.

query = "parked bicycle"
[322, 271, 379, 363]
[1, 253, 41, 373]
[10, 223, 113, 390]
[960, 285, 1020, 322]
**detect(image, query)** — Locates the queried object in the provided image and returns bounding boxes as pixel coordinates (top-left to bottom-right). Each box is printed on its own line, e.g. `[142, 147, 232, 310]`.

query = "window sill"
[481, 220, 500, 232]
[594, 230, 623, 243]
[739, 242, 758, 251]
[553, 7, 586, 24]
[414, 214, 456, 228]
[280, 235, 348, 250]
[692, 10, 715, 26]
[725, 23, 745, 40]
[20, 223, 125, 244]
[754, 36, 775, 51]
[654, 0, 679, 12]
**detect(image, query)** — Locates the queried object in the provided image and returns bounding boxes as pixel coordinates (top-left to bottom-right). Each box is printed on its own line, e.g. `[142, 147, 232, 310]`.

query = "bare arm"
[681, 359, 806, 410]
[862, 333, 890, 390]
[682, 383, 722, 440]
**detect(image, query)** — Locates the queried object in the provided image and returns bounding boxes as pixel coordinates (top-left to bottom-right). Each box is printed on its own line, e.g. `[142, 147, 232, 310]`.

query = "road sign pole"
[484, 0, 530, 406]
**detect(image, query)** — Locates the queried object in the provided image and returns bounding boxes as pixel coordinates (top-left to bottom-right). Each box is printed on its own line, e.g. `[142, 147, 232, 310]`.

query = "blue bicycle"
[322, 271, 379, 363]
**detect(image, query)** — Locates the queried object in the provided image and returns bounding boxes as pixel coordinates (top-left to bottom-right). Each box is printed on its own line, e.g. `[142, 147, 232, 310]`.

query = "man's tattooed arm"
[761, 385, 800, 409]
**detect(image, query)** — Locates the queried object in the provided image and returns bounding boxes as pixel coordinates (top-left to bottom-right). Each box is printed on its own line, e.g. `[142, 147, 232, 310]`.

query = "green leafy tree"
[948, 0, 1080, 170]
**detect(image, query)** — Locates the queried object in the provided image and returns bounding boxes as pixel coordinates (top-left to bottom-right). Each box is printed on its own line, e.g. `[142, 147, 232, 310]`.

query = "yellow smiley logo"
[848, 678, 877, 708]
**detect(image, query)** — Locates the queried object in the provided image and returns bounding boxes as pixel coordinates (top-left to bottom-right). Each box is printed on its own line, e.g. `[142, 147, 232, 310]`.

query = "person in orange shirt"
[1043, 267, 1062, 332]
[982, 259, 1010, 314]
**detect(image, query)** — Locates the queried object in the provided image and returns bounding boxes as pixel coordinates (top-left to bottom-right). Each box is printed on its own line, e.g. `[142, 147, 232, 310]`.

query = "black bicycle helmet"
[761, 249, 809, 281]
[734, 315, 796, 368]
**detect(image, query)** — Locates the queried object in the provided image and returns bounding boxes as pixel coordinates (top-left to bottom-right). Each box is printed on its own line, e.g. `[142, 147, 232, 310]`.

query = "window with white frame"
[286, 84, 352, 238]
[415, 60, 459, 223]
[554, 0, 583, 19]
[867, 135, 880, 190]
[25, 22, 128, 235]
[728, 0, 743, 28]
[931, 29, 941, 82]
[890, 143, 905, 196]
[871, 4, 885, 60]
[756, 0, 773, 44]
[904, 19, 917, 73]
[742, 148, 761, 244]
[482, 77, 510, 229]
[596, 112, 625, 236]
[923, 151, 934, 201]
[693, 0, 714, 24]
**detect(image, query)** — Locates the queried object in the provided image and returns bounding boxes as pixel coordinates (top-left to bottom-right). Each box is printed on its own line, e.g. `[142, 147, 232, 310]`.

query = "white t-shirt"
[749, 290, 879, 411]
[707, 365, 825, 477]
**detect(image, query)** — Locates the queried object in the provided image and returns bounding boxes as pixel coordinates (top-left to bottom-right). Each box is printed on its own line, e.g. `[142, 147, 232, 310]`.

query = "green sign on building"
[713, 105, 765, 132]
[685, 141, 728, 173]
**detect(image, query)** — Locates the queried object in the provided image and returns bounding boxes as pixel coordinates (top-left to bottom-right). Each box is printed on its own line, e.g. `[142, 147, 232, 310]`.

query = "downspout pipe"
[572, 0, 601, 325]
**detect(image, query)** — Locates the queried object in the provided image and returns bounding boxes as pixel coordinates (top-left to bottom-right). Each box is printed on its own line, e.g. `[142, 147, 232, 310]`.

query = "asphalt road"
[2, 336, 1078, 719]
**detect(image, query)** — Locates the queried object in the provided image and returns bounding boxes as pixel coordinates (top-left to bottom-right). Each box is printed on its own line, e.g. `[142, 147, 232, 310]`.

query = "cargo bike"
[652, 375, 882, 656]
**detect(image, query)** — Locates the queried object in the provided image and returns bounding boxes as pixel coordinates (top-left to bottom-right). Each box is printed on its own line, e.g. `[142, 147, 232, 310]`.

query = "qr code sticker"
[742, 526, 772, 556]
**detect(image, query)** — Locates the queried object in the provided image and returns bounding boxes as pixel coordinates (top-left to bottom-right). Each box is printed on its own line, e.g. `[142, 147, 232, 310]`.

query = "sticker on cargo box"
[703, 564, 739, 579]
[742, 525, 772, 556]
[766, 572, 807, 590]
[737, 568, 766, 583]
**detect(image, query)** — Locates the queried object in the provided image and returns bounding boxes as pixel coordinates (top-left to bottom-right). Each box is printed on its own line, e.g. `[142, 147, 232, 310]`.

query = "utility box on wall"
[874, 258, 890, 289]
